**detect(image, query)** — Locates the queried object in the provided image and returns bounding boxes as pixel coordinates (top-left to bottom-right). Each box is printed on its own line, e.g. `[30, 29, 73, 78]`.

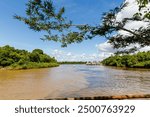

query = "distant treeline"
[102, 51, 150, 68]
[59, 61, 86, 64]
[0, 45, 59, 69]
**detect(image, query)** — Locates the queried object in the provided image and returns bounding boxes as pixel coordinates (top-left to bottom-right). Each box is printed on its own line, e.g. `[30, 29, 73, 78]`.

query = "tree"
[14, 0, 94, 47]
[102, 51, 150, 68]
[29, 52, 40, 62]
[14, 0, 150, 53]
[32, 49, 43, 54]
[92, 0, 150, 53]
[134, 0, 150, 20]
[90, 0, 150, 53]
[0, 45, 58, 68]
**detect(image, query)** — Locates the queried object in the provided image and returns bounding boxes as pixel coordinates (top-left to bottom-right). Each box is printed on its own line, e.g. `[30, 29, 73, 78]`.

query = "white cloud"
[96, 41, 115, 60]
[96, 41, 150, 60]
[50, 49, 101, 62]
[116, 0, 138, 22]
[96, 41, 115, 53]
[139, 46, 150, 52]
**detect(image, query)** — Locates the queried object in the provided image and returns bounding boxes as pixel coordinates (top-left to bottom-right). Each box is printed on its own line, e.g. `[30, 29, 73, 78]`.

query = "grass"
[133, 61, 150, 68]
[9, 62, 59, 70]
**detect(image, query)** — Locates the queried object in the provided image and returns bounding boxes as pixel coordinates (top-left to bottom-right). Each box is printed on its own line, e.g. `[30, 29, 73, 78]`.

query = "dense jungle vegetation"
[0, 45, 59, 69]
[102, 51, 150, 68]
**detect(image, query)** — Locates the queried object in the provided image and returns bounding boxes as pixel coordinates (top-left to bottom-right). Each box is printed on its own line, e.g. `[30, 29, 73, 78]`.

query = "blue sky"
[0, 0, 124, 61]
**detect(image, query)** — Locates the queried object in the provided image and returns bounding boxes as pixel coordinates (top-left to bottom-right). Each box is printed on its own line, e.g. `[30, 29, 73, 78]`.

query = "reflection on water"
[0, 65, 150, 99]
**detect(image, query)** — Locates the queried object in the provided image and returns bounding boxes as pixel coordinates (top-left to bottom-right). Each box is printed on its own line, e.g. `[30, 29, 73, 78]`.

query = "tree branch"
[118, 26, 140, 37]
[71, 24, 87, 26]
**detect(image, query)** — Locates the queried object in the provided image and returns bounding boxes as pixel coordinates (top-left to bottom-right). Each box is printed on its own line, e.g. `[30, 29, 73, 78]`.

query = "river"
[0, 65, 150, 99]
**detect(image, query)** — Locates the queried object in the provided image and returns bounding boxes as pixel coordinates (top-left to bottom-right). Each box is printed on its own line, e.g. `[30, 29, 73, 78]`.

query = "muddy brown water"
[0, 65, 150, 99]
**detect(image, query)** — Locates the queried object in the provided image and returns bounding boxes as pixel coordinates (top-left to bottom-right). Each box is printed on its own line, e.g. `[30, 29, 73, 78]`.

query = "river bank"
[0, 62, 59, 70]
[102, 51, 150, 68]
[0, 45, 59, 70]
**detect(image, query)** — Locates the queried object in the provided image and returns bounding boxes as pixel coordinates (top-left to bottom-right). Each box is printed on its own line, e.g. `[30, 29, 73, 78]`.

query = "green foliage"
[29, 52, 40, 62]
[102, 51, 150, 68]
[0, 45, 58, 69]
[133, 61, 150, 68]
[10, 62, 59, 70]
[14, 0, 150, 52]
[137, 0, 149, 10]
[14, 0, 94, 47]
[14, 0, 150, 53]
[95, 4, 150, 53]
[135, 0, 150, 20]
[32, 49, 43, 54]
